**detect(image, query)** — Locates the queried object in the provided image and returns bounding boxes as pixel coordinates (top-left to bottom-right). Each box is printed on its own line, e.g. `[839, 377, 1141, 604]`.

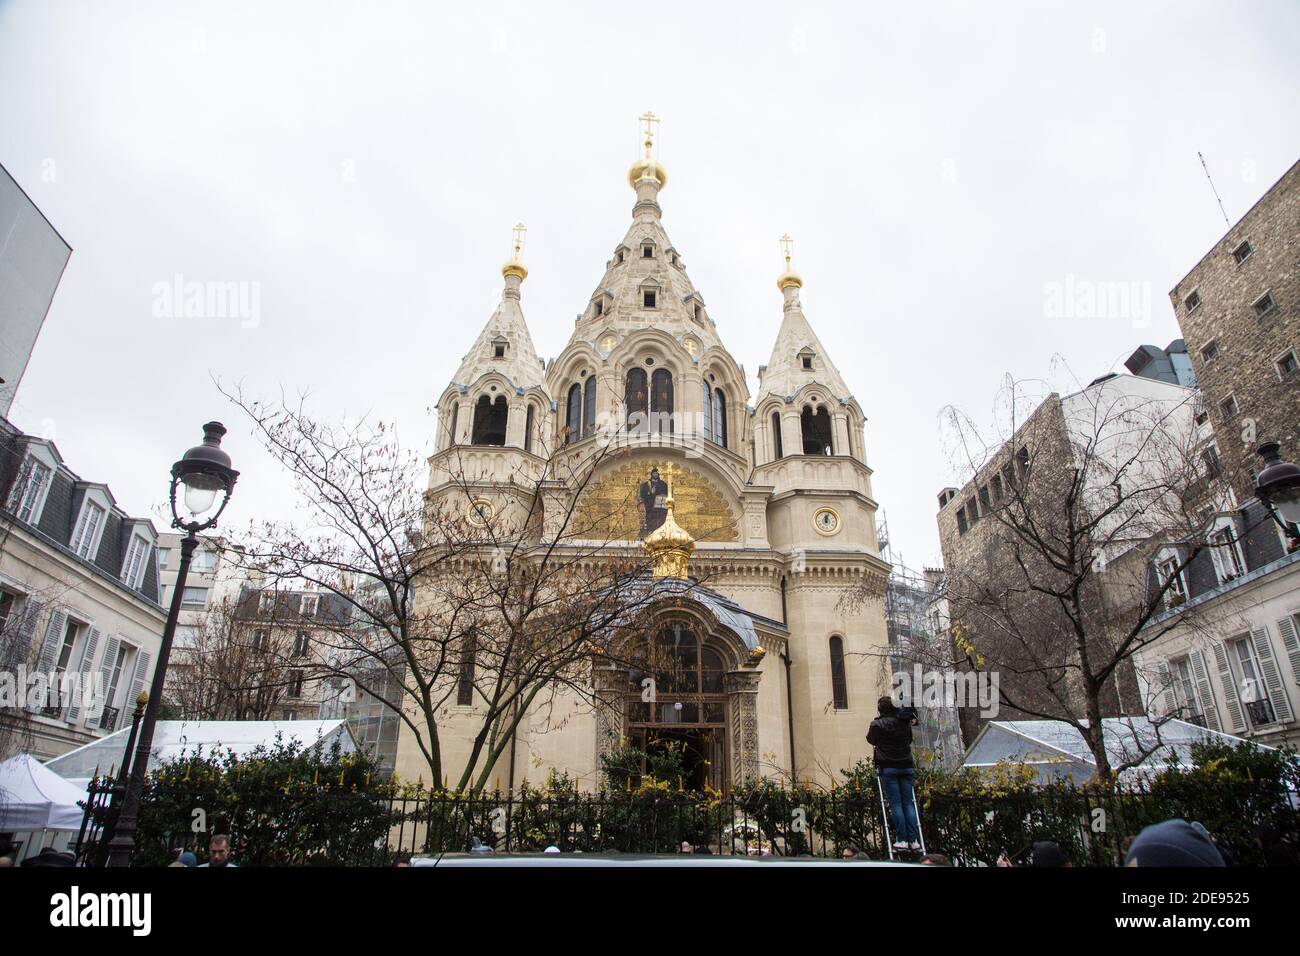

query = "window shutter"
[1211, 642, 1246, 733]
[87, 635, 121, 723]
[1156, 661, 1177, 716]
[9, 597, 45, 665]
[35, 610, 68, 673]
[1189, 651, 1220, 731]
[127, 649, 152, 710]
[1276, 615, 1300, 687]
[1250, 627, 1294, 724]
[64, 626, 102, 724]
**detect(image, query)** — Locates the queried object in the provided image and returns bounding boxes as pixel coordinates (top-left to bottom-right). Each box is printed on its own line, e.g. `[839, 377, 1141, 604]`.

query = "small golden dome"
[643, 494, 695, 579]
[777, 270, 803, 291]
[628, 158, 668, 190]
[502, 258, 528, 280]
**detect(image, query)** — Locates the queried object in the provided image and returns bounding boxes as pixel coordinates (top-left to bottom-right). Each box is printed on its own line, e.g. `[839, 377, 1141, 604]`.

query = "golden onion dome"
[643, 494, 695, 579]
[628, 157, 668, 190]
[776, 269, 803, 291]
[501, 257, 528, 280]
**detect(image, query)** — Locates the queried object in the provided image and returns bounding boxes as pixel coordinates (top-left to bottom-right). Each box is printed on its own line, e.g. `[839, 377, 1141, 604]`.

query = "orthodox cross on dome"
[780, 233, 794, 270]
[660, 460, 679, 501]
[639, 110, 660, 158]
[511, 222, 527, 258]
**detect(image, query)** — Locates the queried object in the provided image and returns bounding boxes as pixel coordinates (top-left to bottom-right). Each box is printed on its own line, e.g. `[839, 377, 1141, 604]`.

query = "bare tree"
[162, 592, 313, 720]
[218, 385, 706, 794]
[933, 372, 1254, 781]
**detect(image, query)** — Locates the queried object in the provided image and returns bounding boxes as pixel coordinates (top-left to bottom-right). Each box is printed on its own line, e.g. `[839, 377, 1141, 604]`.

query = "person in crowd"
[1125, 819, 1225, 867]
[20, 846, 75, 867]
[867, 695, 921, 852]
[1031, 840, 1069, 867]
[167, 848, 197, 867]
[679, 841, 694, 854]
[918, 852, 952, 866]
[198, 834, 237, 868]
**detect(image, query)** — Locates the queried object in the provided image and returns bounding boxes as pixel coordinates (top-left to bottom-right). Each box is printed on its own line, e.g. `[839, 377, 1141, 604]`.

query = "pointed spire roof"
[757, 236, 851, 402]
[452, 224, 545, 392]
[564, 114, 732, 358]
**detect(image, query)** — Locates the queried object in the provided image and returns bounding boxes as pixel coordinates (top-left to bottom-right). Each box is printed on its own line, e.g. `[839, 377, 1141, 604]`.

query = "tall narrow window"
[829, 636, 849, 710]
[713, 389, 728, 448]
[650, 369, 674, 434]
[701, 382, 713, 443]
[625, 369, 648, 432]
[447, 403, 459, 447]
[121, 535, 151, 589]
[583, 376, 597, 437]
[800, 405, 833, 455]
[565, 383, 582, 443]
[457, 630, 476, 706]
[524, 404, 535, 454]
[7, 456, 52, 524]
[471, 395, 508, 446]
[72, 500, 106, 559]
[771, 412, 784, 459]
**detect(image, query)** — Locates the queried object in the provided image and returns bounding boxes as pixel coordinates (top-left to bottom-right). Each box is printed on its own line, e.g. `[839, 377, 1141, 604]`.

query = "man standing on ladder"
[868, 696, 922, 854]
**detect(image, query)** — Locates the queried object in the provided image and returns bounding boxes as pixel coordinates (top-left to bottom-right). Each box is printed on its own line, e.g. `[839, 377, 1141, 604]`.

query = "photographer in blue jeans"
[867, 696, 921, 852]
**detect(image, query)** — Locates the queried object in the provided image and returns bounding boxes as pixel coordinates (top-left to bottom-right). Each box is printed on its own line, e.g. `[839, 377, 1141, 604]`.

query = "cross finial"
[511, 222, 527, 259]
[781, 233, 794, 269]
[639, 111, 660, 158]
[661, 461, 678, 499]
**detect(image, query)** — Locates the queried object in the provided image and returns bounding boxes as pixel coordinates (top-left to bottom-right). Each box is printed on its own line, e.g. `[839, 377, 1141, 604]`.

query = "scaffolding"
[877, 515, 965, 769]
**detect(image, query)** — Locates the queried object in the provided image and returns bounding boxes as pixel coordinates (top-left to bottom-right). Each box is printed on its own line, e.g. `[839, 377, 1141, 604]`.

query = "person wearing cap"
[1125, 819, 1225, 867]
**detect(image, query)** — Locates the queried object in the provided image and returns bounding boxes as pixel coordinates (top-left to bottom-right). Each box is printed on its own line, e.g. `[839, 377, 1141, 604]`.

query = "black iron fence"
[74, 771, 1298, 867]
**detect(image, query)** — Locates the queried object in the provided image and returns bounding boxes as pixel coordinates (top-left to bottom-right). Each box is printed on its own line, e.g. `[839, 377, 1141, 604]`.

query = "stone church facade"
[393, 119, 891, 791]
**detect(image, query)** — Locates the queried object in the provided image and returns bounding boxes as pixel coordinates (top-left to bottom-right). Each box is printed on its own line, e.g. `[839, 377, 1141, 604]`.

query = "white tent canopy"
[44, 719, 359, 787]
[961, 717, 1264, 786]
[0, 753, 88, 831]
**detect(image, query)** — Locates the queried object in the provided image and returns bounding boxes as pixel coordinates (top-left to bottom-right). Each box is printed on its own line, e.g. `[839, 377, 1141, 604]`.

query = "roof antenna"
[1198, 151, 1230, 226]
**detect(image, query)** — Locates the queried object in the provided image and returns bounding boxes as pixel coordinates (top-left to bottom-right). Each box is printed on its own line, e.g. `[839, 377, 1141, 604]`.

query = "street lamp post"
[1255, 441, 1300, 548]
[104, 422, 238, 867]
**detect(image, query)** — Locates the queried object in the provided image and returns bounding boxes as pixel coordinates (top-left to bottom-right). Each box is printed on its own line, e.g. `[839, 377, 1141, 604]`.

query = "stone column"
[781, 407, 800, 458]
[725, 670, 762, 785]
[594, 666, 628, 787]
[833, 413, 851, 458]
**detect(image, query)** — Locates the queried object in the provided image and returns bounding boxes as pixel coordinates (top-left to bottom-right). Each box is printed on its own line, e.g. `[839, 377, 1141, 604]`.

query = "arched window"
[624, 624, 727, 723]
[565, 383, 582, 444]
[583, 376, 597, 438]
[524, 403, 535, 454]
[801, 405, 833, 456]
[701, 381, 713, 443]
[625, 368, 648, 432]
[457, 629, 476, 706]
[829, 635, 848, 710]
[713, 388, 728, 448]
[771, 411, 783, 460]
[471, 395, 508, 446]
[650, 368, 674, 434]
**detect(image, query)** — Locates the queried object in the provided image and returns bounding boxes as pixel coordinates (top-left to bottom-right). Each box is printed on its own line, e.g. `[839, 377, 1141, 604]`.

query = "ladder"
[876, 776, 926, 861]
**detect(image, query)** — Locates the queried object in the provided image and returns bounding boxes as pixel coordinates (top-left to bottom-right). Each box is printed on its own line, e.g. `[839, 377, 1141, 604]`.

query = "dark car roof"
[411, 853, 911, 867]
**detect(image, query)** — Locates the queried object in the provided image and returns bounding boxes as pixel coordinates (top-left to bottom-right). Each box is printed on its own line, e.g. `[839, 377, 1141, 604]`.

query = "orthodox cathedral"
[394, 116, 892, 791]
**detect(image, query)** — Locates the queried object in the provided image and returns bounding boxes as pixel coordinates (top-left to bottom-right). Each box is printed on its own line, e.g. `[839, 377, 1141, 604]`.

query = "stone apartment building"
[936, 372, 1208, 744]
[1129, 157, 1300, 749]
[0, 416, 166, 760]
[1169, 158, 1299, 509]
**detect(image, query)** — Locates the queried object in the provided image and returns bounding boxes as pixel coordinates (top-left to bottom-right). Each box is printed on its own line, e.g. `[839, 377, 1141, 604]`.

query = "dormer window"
[493, 344, 505, 358]
[616, 249, 626, 264]
[301, 593, 319, 618]
[642, 243, 655, 258]
[121, 533, 152, 589]
[6, 453, 53, 525]
[593, 299, 603, 317]
[802, 356, 813, 370]
[643, 290, 656, 309]
[670, 252, 679, 266]
[71, 498, 107, 560]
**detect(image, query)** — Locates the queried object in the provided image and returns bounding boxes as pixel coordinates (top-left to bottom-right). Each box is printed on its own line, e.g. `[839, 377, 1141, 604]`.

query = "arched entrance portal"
[622, 622, 729, 792]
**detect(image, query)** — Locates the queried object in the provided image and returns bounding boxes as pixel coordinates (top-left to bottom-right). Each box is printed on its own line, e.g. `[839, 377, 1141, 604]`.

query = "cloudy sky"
[1, 0, 1297, 568]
